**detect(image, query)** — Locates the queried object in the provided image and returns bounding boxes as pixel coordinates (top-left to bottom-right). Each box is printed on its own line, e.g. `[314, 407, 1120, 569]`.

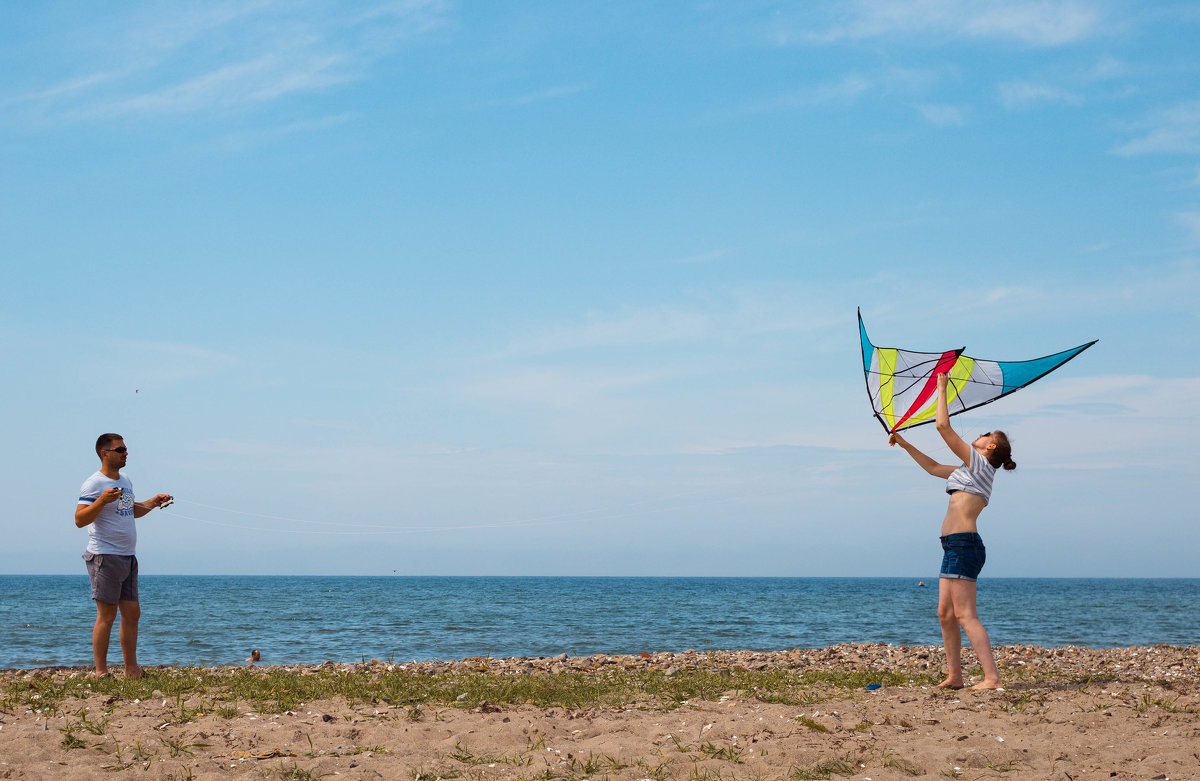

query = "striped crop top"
[945, 448, 996, 504]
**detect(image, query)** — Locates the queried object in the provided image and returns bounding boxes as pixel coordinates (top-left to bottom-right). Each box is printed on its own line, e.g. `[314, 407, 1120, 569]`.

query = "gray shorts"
[83, 552, 138, 604]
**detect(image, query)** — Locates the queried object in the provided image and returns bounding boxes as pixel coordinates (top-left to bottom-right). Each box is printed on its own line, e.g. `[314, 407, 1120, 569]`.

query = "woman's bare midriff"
[941, 490, 987, 536]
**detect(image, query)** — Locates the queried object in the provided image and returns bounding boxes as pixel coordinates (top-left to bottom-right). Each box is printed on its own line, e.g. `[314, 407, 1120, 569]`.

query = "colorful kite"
[859, 309, 1097, 433]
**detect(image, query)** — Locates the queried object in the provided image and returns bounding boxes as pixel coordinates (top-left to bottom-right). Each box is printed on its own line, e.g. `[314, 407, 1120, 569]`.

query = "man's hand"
[99, 487, 123, 505]
[150, 494, 173, 508]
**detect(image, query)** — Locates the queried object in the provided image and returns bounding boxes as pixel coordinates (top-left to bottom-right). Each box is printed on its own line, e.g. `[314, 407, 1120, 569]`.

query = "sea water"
[2, 576, 1197, 670]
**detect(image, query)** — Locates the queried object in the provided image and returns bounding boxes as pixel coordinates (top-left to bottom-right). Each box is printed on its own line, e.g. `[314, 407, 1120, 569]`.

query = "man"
[75, 433, 172, 679]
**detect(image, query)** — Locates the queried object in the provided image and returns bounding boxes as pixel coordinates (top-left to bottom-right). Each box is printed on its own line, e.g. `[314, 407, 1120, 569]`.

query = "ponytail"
[989, 431, 1016, 471]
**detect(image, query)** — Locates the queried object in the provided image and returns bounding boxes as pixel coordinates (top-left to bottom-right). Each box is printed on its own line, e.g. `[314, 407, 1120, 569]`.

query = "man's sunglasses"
[103, 447, 128, 454]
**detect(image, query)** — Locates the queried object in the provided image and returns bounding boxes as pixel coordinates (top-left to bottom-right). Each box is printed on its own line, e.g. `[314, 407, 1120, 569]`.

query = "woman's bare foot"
[936, 677, 964, 689]
[123, 665, 144, 680]
[969, 679, 1002, 690]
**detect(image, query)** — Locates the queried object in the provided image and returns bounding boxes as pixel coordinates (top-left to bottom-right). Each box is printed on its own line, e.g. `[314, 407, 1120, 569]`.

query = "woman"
[889, 373, 1015, 690]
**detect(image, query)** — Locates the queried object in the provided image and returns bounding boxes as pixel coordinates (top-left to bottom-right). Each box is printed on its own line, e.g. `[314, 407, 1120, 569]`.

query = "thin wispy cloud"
[1176, 211, 1200, 242]
[980, 285, 1043, 305]
[5, 73, 119, 107]
[99, 53, 350, 117]
[1087, 55, 1127, 81]
[116, 340, 239, 366]
[496, 308, 717, 358]
[997, 80, 1084, 110]
[735, 67, 938, 117]
[469, 367, 683, 410]
[916, 103, 967, 126]
[667, 249, 731, 265]
[110, 340, 240, 388]
[1114, 98, 1200, 155]
[482, 84, 593, 109]
[741, 74, 872, 115]
[493, 292, 844, 359]
[6, 0, 448, 126]
[780, 0, 1104, 47]
[211, 112, 357, 151]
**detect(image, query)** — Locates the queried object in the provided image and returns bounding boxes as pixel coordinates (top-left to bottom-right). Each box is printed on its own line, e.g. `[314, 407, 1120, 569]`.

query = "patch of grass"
[881, 753, 924, 776]
[787, 755, 856, 780]
[412, 767, 462, 780]
[347, 745, 389, 755]
[1, 664, 944, 717]
[1001, 690, 1046, 715]
[637, 757, 673, 781]
[448, 741, 530, 767]
[69, 706, 109, 735]
[850, 721, 873, 731]
[699, 742, 743, 763]
[793, 715, 828, 732]
[100, 738, 137, 772]
[160, 736, 205, 758]
[131, 740, 157, 763]
[275, 764, 324, 780]
[212, 695, 239, 719]
[59, 729, 88, 750]
[688, 767, 730, 781]
[1135, 693, 1194, 713]
[569, 752, 629, 774]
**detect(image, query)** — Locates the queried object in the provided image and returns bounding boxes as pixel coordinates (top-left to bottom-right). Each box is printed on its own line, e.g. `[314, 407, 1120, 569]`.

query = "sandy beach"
[2, 644, 1197, 780]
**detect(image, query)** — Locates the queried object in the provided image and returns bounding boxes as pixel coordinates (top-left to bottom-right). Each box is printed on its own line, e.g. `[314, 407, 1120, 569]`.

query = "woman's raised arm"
[935, 373, 972, 465]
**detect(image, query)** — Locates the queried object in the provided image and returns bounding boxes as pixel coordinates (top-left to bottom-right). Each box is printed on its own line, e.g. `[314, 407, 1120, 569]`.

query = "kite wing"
[859, 309, 1097, 433]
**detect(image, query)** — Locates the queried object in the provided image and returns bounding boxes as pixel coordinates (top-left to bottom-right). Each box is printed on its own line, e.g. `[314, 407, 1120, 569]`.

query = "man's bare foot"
[969, 679, 1002, 690]
[123, 665, 144, 680]
[93, 670, 110, 679]
[936, 677, 964, 689]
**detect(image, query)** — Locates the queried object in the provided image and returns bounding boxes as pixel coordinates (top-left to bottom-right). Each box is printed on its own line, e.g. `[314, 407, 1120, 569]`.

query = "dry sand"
[2, 644, 1197, 780]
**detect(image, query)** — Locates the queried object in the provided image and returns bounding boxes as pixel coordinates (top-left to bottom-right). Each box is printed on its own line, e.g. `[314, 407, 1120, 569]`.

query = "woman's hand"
[936, 372, 949, 394]
[889, 432, 905, 447]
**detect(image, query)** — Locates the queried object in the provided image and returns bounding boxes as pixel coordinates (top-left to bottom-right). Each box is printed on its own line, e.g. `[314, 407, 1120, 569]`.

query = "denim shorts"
[83, 552, 139, 604]
[940, 532, 986, 582]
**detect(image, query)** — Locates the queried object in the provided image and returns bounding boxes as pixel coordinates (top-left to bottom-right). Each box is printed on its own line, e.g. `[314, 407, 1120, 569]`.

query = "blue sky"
[3, 0, 1198, 576]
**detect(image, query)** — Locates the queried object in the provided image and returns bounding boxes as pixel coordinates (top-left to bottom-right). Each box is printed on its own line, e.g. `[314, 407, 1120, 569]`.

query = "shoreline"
[3, 644, 1197, 780]
[4, 642, 1199, 681]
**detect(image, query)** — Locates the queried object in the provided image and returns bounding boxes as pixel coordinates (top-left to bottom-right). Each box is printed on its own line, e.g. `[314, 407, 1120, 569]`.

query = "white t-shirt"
[944, 448, 996, 505]
[78, 472, 137, 555]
